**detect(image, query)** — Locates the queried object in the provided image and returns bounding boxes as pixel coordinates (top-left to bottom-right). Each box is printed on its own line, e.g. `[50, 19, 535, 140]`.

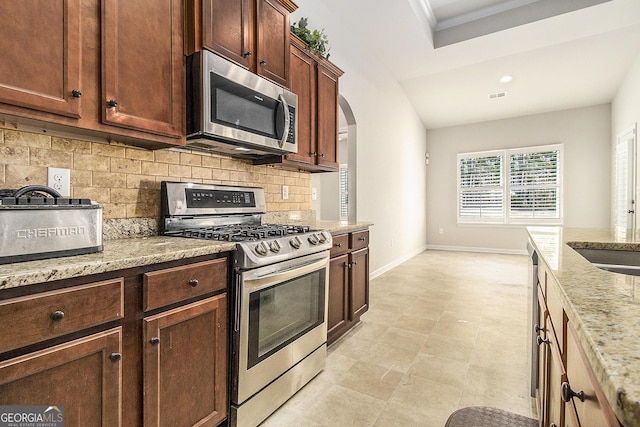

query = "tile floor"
[262, 250, 537, 427]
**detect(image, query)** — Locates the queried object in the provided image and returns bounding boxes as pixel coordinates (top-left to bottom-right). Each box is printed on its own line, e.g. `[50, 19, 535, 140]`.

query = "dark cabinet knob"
[107, 99, 118, 108]
[358, 237, 366, 241]
[550, 424, 557, 427]
[244, 51, 252, 57]
[352, 261, 358, 266]
[109, 352, 122, 362]
[188, 279, 199, 287]
[561, 381, 585, 403]
[71, 89, 82, 98]
[50, 310, 65, 322]
[320, 153, 325, 158]
[534, 324, 544, 333]
[536, 336, 549, 346]
[260, 60, 266, 66]
[150, 337, 160, 345]
[334, 243, 342, 248]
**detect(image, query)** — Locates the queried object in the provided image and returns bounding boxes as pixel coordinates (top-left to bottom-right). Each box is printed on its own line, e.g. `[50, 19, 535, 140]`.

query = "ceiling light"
[500, 75, 513, 83]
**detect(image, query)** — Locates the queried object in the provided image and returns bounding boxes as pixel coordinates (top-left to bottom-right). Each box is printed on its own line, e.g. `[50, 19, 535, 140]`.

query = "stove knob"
[317, 232, 328, 243]
[255, 241, 269, 256]
[290, 236, 302, 249]
[269, 240, 282, 253]
[308, 234, 319, 245]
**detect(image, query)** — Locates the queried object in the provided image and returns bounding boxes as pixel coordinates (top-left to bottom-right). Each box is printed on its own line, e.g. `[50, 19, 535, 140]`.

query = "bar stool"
[444, 406, 538, 427]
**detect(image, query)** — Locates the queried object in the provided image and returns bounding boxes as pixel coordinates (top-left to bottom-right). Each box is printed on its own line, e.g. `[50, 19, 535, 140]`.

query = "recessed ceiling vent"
[488, 91, 507, 100]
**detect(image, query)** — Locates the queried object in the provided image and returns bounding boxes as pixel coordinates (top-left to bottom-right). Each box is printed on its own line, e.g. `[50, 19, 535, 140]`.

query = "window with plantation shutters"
[457, 144, 562, 224]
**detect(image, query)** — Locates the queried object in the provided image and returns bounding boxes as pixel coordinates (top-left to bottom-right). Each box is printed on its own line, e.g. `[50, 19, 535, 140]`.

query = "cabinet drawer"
[0, 278, 124, 353]
[143, 258, 228, 311]
[330, 234, 349, 257]
[350, 230, 369, 250]
[566, 324, 619, 427]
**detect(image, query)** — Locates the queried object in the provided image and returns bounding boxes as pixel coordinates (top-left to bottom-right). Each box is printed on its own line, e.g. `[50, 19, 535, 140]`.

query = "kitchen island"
[527, 227, 640, 426]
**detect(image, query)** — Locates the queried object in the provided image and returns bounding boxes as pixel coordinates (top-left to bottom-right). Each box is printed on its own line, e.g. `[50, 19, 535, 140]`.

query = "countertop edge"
[527, 227, 640, 426]
[0, 221, 373, 291]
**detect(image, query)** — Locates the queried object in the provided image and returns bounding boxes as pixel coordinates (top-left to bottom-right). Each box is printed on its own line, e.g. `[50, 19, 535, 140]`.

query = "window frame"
[457, 143, 563, 226]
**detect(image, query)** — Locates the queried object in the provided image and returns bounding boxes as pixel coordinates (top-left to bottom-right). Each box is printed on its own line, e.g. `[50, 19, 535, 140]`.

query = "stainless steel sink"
[571, 247, 640, 276]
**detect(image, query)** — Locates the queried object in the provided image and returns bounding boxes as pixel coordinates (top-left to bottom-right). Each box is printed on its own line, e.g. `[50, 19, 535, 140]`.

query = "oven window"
[247, 268, 325, 368]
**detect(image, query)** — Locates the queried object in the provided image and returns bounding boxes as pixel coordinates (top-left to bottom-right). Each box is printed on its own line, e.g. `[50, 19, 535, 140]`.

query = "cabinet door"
[316, 63, 340, 169]
[286, 40, 316, 165]
[0, 328, 122, 427]
[349, 248, 369, 320]
[202, 0, 253, 68]
[0, 0, 82, 117]
[256, 0, 290, 87]
[328, 254, 349, 345]
[143, 295, 228, 427]
[547, 328, 566, 427]
[102, 0, 184, 139]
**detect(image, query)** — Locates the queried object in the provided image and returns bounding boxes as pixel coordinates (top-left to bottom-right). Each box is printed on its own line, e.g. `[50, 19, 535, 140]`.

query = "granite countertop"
[0, 236, 236, 290]
[0, 219, 373, 291]
[527, 227, 640, 426]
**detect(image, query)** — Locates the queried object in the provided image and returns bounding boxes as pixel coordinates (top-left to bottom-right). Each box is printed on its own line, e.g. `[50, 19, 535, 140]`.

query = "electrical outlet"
[47, 167, 71, 197]
[282, 185, 289, 200]
[438, 227, 444, 235]
[311, 187, 317, 201]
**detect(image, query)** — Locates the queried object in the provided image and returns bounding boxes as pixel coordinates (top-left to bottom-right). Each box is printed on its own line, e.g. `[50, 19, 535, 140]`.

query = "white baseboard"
[425, 244, 528, 256]
[370, 245, 428, 279]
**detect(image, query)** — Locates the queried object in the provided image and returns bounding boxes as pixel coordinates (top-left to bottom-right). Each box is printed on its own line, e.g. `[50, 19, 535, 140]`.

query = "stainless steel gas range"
[161, 182, 331, 427]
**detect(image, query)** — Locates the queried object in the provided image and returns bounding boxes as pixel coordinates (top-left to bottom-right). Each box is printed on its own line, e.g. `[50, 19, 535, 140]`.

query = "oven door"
[233, 250, 329, 405]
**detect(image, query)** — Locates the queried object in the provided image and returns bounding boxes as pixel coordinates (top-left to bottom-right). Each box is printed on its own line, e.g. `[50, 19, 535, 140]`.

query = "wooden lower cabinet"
[143, 295, 227, 427]
[0, 328, 123, 427]
[0, 254, 230, 427]
[327, 230, 369, 345]
[534, 262, 622, 427]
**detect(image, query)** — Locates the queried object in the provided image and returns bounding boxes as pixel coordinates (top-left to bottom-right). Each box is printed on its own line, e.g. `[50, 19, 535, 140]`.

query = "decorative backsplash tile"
[0, 122, 312, 220]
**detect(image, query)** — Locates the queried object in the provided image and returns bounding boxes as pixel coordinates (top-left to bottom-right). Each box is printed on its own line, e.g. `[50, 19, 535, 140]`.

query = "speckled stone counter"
[527, 227, 640, 426]
[0, 236, 235, 290]
[0, 218, 372, 291]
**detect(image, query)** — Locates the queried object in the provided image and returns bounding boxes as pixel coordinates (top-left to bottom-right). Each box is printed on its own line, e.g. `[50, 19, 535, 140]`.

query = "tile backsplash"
[0, 122, 311, 219]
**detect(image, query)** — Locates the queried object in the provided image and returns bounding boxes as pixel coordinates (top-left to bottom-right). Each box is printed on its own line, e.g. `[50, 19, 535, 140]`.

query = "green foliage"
[291, 17, 330, 59]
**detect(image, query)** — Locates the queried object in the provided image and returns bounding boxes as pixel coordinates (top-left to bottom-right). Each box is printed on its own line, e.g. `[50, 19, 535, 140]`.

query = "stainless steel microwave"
[186, 50, 298, 158]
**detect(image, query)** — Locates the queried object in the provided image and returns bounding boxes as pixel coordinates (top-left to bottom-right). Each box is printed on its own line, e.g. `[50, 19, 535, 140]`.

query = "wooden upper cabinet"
[317, 63, 340, 169]
[200, 0, 253, 69]
[285, 38, 316, 165]
[255, 0, 291, 87]
[102, 0, 184, 139]
[0, 0, 82, 118]
[187, 0, 296, 88]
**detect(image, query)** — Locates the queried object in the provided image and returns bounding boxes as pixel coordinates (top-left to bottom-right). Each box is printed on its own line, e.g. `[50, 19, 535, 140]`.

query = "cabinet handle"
[244, 51, 252, 57]
[346, 262, 351, 269]
[107, 99, 118, 108]
[150, 337, 160, 345]
[109, 352, 122, 362]
[71, 89, 82, 98]
[312, 152, 318, 157]
[260, 60, 266, 66]
[352, 261, 358, 266]
[561, 381, 585, 402]
[358, 237, 366, 241]
[550, 424, 557, 427]
[50, 310, 65, 322]
[320, 153, 325, 158]
[335, 243, 342, 248]
[188, 279, 199, 287]
[536, 336, 549, 346]
[534, 324, 544, 333]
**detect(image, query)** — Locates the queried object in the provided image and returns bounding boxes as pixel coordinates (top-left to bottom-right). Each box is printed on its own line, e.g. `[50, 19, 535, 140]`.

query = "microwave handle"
[277, 93, 290, 149]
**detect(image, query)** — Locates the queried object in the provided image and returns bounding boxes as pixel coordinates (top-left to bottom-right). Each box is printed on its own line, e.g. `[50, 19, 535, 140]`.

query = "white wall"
[611, 51, 640, 230]
[425, 104, 612, 253]
[292, 2, 429, 276]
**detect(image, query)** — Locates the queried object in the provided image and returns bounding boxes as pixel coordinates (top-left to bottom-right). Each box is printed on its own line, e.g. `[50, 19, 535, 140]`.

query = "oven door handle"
[254, 256, 326, 280]
[242, 254, 329, 292]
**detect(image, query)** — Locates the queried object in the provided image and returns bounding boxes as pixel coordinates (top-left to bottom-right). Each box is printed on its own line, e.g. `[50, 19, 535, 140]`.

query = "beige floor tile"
[337, 361, 405, 400]
[263, 250, 536, 426]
